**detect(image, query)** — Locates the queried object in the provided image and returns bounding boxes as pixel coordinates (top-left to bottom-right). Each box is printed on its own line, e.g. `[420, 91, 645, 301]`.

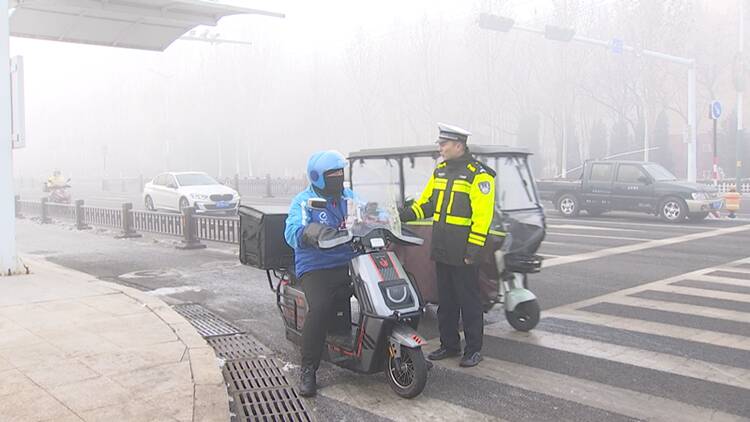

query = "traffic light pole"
[482, 18, 698, 181]
[737, 0, 744, 191]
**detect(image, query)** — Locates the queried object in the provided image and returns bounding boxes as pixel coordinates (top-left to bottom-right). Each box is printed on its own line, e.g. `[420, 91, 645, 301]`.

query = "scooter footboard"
[389, 324, 427, 348]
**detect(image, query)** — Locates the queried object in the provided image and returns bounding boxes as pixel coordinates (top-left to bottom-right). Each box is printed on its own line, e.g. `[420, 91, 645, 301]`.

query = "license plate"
[216, 201, 229, 208]
[711, 201, 723, 209]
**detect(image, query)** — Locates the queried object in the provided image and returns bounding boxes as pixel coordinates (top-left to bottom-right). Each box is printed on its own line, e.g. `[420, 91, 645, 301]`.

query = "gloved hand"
[301, 223, 338, 247]
[464, 244, 482, 265]
[398, 207, 414, 222]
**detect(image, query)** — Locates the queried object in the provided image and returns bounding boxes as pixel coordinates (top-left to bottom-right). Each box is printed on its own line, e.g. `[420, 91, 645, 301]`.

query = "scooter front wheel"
[385, 346, 427, 399]
[505, 299, 540, 332]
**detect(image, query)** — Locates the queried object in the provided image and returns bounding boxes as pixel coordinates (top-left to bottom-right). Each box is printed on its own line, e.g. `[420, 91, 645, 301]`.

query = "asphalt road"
[13, 205, 750, 421]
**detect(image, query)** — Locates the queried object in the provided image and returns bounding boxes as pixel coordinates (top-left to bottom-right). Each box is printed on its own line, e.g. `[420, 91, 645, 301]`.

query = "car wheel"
[557, 194, 580, 217]
[144, 195, 155, 211]
[659, 197, 687, 222]
[179, 197, 190, 214]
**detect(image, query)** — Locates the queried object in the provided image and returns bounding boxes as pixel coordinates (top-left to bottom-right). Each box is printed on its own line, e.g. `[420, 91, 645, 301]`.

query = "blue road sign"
[710, 100, 722, 120]
[611, 38, 624, 54]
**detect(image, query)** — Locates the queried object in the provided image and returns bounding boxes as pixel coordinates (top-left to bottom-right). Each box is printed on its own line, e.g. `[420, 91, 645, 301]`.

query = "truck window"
[616, 165, 645, 183]
[590, 164, 613, 182]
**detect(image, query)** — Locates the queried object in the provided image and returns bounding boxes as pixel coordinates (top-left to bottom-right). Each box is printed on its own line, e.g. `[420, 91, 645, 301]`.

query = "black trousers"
[436, 262, 483, 355]
[300, 266, 351, 369]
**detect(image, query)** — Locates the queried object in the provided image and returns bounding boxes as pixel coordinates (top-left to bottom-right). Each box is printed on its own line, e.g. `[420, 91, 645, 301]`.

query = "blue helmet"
[307, 150, 347, 190]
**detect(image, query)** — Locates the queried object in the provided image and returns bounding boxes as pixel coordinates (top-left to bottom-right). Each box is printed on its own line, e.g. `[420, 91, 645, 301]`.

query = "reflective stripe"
[405, 220, 433, 226]
[445, 215, 472, 226]
[469, 233, 486, 243]
[467, 163, 476, 172]
[435, 191, 445, 219]
[489, 229, 507, 237]
[468, 236, 485, 246]
[470, 231, 487, 240]
[433, 178, 448, 189]
[447, 192, 455, 214]
[452, 180, 471, 193]
[411, 204, 424, 220]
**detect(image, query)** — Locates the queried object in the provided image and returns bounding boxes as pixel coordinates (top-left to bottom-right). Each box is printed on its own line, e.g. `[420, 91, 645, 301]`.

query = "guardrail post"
[264, 173, 273, 198]
[177, 206, 206, 250]
[74, 200, 91, 230]
[14, 195, 23, 219]
[116, 202, 141, 238]
[40, 197, 50, 224]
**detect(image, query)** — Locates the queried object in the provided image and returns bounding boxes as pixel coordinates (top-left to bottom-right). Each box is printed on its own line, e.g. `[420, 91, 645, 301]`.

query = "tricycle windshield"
[346, 200, 403, 238]
[488, 155, 540, 211]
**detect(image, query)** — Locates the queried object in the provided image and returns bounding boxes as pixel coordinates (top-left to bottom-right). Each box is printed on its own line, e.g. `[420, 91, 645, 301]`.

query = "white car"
[143, 172, 240, 215]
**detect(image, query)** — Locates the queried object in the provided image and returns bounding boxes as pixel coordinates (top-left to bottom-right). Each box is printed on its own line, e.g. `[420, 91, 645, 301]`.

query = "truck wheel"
[659, 197, 687, 222]
[557, 194, 580, 217]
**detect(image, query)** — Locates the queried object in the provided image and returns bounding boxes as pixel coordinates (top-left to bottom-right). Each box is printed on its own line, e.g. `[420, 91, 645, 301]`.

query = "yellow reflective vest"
[403, 153, 496, 265]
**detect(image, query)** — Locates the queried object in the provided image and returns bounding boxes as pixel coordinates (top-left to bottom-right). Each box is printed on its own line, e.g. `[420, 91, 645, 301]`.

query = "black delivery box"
[239, 205, 294, 270]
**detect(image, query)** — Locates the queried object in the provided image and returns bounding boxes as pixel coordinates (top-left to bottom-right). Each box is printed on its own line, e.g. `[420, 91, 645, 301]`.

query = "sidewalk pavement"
[0, 257, 228, 422]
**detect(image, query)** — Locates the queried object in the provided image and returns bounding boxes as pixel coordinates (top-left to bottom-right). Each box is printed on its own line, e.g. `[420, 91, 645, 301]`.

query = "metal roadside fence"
[14, 195, 241, 249]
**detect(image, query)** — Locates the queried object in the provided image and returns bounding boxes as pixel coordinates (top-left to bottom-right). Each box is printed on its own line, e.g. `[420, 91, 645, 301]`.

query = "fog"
[9, 0, 746, 182]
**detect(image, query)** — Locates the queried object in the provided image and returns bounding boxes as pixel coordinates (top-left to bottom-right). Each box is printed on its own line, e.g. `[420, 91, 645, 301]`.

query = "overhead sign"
[709, 100, 722, 120]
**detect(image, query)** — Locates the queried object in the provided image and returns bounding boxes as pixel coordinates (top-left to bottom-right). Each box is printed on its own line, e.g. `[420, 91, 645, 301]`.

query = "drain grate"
[208, 334, 272, 360]
[232, 387, 311, 422]
[224, 359, 289, 392]
[173, 304, 242, 337]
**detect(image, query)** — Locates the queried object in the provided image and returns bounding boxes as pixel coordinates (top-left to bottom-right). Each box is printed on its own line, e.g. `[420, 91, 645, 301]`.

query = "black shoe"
[459, 352, 483, 367]
[428, 347, 461, 361]
[299, 366, 317, 397]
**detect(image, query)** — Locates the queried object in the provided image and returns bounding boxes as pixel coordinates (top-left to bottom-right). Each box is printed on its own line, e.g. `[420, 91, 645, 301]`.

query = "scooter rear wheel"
[385, 346, 427, 399]
[505, 299, 541, 332]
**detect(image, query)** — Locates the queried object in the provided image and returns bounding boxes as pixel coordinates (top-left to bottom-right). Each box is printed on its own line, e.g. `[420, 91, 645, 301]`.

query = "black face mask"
[322, 171, 345, 197]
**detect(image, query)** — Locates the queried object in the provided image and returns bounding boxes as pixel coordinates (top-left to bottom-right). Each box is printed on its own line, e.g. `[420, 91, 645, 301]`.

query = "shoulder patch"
[478, 181, 491, 194]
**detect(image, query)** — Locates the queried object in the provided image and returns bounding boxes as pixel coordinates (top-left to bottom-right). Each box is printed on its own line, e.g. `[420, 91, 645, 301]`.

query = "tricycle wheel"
[385, 346, 428, 399]
[506, 299, 540, 332]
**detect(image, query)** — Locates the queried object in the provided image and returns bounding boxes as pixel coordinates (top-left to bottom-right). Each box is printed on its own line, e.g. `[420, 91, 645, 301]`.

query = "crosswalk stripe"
[484, 325, 750, 389]
[543, 309, 750, 352]
[601, 295, 750, 324]
[423, 348, 742, 422]
[543, 224, 750, 268]
[644, 284, 750, 301]
[547, 224, 645, 233]
[320, 383, 503, 421]
[545, 232, 652, 242]
[695, 273, 750, 287]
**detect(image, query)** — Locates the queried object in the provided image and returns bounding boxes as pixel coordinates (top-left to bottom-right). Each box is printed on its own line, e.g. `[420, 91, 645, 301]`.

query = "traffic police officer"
[399, 123, 495, 367]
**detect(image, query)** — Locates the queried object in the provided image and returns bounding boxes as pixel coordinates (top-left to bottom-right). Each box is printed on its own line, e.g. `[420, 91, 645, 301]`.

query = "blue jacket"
[284, 186, 358, 278]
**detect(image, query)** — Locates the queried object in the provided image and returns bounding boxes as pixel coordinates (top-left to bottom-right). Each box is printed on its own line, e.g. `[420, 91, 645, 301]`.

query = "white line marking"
[546, 232, 652, 242]
[543, 224, 750, 268]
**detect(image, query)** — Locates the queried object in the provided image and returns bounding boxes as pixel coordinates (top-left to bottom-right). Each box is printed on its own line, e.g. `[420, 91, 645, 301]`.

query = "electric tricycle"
[347, 145, 546, 331]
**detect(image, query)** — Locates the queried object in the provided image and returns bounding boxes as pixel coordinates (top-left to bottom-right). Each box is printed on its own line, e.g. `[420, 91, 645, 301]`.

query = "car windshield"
[643, 163, 677, 181]
[175, 173, 220, 186]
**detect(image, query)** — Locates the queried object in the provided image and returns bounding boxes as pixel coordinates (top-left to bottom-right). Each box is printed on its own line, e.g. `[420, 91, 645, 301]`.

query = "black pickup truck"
[537, 160, 723, 222]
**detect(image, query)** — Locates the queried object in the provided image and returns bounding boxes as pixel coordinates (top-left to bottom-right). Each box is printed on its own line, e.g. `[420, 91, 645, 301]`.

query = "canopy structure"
[9, 0, 284, 51]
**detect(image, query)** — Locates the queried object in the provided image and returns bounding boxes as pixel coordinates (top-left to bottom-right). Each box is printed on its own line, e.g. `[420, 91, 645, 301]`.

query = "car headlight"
[190, 193, 209, 200]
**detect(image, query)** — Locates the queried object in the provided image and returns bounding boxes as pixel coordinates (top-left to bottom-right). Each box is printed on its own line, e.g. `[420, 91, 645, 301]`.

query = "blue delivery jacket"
[284, 186, 358, 278]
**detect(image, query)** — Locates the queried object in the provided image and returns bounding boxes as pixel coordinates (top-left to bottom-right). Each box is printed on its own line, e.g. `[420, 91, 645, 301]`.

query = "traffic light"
[478, 13, 515, 32]
[544, 25, 575, 42]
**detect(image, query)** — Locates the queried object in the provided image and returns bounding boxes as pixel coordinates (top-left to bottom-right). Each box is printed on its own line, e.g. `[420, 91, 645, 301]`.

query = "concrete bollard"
[40, 197, 50, 224]
[115, 203, 142, 238]
[75, 200, 91, 230]
[177, 206, 206, 250]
